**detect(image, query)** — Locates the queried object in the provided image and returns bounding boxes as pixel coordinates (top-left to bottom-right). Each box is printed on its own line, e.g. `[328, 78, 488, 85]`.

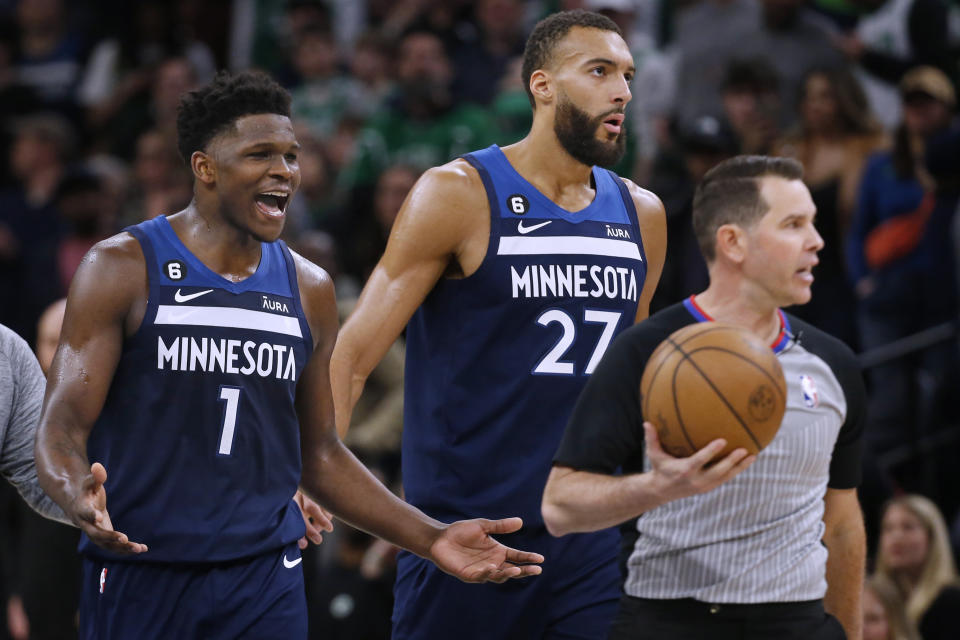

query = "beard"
[553, 92, 627, 168]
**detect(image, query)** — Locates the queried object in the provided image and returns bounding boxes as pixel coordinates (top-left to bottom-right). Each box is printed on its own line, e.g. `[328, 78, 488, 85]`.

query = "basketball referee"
[542, 156, 866, 639]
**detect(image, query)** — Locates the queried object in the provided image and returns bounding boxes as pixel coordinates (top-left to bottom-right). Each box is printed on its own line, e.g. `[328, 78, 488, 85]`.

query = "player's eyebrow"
[583, 57, 635, 74]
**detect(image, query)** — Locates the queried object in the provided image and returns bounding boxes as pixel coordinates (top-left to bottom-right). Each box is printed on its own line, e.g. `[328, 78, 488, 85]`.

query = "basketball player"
[330, 10, 665, 639]
[543, 155, 867, 639]
[34, 70, 542, 639]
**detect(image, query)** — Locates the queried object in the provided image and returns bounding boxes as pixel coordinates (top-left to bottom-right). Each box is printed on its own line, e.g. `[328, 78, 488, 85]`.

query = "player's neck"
[168, 203, 263, 282]
[694, 284, 782, 346]
[505, 123, 595, 198]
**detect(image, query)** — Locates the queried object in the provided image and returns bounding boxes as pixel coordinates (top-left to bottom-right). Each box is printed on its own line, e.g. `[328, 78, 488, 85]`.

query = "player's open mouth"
[796, 267, 814, 283]
[602, 113, 624, 134]
[255, 191, 289, 218]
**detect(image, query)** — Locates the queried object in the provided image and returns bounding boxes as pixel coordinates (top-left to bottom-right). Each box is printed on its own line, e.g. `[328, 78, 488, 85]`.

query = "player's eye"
[624, 73, 634, 84]
[285, 153, 298, 162]
[590, 66, 605, 77]
[248, 151, 268, 159]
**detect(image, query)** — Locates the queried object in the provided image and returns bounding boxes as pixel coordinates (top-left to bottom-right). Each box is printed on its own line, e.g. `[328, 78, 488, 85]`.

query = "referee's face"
[741, 177, 822, 308]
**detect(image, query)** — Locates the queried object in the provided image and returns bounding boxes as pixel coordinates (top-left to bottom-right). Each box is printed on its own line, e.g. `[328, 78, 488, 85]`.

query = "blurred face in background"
[862, 585, 891, 640]
[153, 58, 198, 123]
[374, 165, 419, 234]
[880, 504, 930, 574]
[293, 30, 338, 79]
[801, 73, 839, 134]
[902, 92, 952, 138]
[397, 32, 451, 89]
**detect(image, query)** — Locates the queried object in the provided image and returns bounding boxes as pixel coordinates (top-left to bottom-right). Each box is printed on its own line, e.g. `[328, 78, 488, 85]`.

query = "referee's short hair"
[692, 155, 803, 263]
[521, 10, 622, 109]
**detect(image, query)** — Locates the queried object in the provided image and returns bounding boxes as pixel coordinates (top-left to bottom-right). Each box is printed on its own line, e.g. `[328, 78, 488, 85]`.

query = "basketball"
[640, 322, 787, 461]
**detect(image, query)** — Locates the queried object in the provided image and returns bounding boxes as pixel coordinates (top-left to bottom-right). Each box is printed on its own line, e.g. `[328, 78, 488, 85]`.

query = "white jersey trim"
[155, 305, 303, 338]
[497, 235, 644, 261]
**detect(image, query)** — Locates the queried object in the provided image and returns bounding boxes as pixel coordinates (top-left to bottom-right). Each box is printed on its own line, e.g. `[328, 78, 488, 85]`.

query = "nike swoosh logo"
[283, 554, 302, 569]
[517, 220, 552, 234]
[174, 289, 213, 303]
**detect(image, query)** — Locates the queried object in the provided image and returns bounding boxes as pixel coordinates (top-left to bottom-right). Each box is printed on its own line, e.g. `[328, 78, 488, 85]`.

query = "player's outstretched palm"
[72, 462, 147, 555]
[429, 517, 544, 584]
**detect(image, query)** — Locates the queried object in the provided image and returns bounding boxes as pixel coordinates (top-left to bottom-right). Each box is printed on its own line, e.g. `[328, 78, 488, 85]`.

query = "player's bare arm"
[35, 233, 149, 554]
[294, 253, 543, 583]
[330, 159, 488, 438]
[822, 487, 866, 640]
[624, 180, 666, 324]
[543, 423, 753, 537]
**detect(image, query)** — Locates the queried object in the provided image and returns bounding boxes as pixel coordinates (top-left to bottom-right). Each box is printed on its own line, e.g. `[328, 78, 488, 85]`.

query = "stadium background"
[0, 0, 959, 637]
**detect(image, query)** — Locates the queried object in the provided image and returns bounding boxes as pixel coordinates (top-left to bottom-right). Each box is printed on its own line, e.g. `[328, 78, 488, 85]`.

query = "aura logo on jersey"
[156, 336, 298, 380]
[510, 264, 638, 301]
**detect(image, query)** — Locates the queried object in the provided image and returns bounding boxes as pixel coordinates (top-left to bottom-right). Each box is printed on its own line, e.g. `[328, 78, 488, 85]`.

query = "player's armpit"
[621, 180, 666, 324]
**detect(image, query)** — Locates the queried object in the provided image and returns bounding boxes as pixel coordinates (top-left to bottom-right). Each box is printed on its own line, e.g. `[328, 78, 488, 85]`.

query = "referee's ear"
[715, 223, 747, 265]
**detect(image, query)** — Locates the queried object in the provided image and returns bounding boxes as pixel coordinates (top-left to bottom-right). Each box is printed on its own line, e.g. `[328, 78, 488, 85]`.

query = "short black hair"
[176, 70, 291, 163]
[721, 58, 779, 95]
[521, 10, 622, 109]
[692, 155, 804, 262]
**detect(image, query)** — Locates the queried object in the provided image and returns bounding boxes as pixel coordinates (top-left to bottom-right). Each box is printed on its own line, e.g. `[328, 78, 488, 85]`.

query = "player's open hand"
[294, 489, 334, 548]
[71, 462, 147, 555]
[644, 422, 755, 504]
[429, 517, 544, 584]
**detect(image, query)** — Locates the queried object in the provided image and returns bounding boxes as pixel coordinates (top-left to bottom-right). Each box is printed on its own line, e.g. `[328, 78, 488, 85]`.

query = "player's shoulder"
[412, 158, 487, 205]
[73, 231, 146, 290]
[612, 176, 664, 218]
[288, 248, 335, 301]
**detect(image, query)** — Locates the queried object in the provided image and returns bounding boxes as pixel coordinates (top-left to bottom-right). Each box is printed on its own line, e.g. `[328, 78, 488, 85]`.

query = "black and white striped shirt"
[553, 300, 865, 603]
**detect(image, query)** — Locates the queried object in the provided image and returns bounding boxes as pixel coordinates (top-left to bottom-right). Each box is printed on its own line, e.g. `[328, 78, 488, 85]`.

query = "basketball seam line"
[681, 346, 787, 399]
[667, 336, 763, 450]
[665, 337, 702, 454]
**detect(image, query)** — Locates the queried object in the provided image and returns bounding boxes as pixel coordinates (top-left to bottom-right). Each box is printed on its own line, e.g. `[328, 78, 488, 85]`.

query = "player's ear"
[192, 151, 215, 184]
[715, 224, 747, 264]
[530, 69, 554, 106]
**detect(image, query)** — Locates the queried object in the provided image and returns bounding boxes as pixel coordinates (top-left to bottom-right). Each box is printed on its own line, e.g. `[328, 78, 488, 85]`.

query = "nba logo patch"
[99, 568, 108, 594]
[800, 375, 819, 408]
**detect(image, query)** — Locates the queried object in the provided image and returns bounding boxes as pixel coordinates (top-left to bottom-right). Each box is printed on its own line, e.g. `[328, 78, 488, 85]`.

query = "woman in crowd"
[773, 66, 887, 348]
[863, 573, 919, 640]
[875, 494, 960, 640]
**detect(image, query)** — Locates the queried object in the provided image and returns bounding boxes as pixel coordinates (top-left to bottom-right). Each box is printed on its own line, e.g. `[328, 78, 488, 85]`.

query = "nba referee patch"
[799, 375, 819, 408]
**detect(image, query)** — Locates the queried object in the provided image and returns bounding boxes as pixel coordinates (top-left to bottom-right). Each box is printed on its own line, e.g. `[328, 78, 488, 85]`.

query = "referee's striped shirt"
[553, 301, 865, 604]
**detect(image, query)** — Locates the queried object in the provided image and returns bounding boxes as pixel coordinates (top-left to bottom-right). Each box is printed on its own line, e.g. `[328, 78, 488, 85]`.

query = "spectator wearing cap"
[649, 114, 737, 313]
[720, 58, 784, 155]
[846, 65, 958, 456]
[772, 66, 888, 349]
[835, 0, 953, 129]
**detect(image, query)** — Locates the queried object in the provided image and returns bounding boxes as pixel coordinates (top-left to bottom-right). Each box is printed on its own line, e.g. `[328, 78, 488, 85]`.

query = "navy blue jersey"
[80, 216, 313, 563]
[403, 145, 648, 525]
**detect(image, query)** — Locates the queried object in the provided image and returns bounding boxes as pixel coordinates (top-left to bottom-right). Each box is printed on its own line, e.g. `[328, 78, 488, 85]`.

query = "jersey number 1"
[217, 386, 241, 455]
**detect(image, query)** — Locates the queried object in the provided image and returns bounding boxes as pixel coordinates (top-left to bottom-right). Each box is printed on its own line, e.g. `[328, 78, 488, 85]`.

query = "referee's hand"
[644, 422, 756, 504]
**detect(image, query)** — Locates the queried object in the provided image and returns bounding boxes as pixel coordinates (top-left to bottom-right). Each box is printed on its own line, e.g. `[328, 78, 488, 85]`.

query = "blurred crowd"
[0, 0, 959, 638]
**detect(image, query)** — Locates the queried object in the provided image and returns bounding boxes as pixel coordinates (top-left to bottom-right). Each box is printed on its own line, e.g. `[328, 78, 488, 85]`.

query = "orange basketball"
[640, 322, 786, 461]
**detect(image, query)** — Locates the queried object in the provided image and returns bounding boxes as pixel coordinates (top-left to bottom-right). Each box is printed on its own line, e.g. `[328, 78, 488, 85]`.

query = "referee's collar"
[683, 295, 792, 354]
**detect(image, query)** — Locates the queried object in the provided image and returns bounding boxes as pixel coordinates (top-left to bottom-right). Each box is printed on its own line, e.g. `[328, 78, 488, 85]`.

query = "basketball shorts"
[79, 541, 307, 639]
[392, 526, 621, 640]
